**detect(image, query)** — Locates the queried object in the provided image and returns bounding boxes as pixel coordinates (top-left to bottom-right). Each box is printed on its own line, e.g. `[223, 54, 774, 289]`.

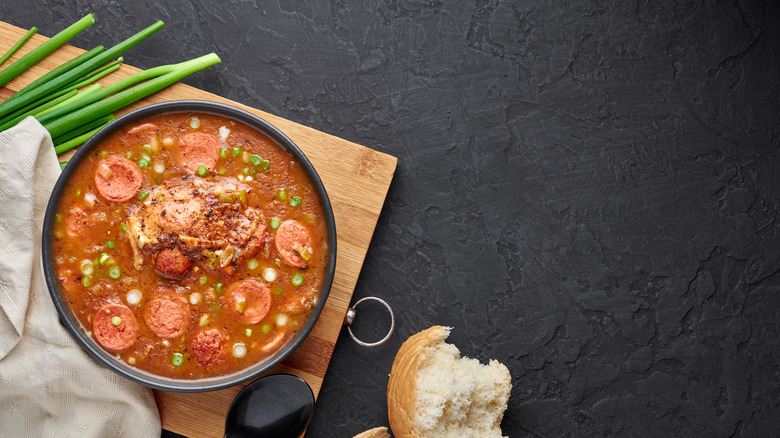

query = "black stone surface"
[4, 1, 779, 437]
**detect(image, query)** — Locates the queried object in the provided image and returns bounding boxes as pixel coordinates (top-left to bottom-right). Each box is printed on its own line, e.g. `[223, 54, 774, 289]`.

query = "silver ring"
[344, 296, 395, 347]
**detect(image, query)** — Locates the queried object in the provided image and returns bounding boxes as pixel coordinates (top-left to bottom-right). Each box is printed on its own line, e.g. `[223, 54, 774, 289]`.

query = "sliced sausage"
[178, 132, 219, 174]
[261, 331, 288, 354]
[144, 290, 190, 339]
[65, 207, 95, 238]
[94, 156, 143, 203]
[190, 328, 227, 365]
[155, 249, 192, 278]
[93, 304, 139, 353]
[274, 220, 312, 268]
[225, 279, 271, 324]
[126, 122, 159, 144]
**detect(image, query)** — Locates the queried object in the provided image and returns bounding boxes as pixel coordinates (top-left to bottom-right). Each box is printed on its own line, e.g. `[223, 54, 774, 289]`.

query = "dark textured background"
[4, 1, 780, 436]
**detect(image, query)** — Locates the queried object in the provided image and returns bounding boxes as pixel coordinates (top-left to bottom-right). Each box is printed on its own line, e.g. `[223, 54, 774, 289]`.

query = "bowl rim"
[41, 100, 337, 392]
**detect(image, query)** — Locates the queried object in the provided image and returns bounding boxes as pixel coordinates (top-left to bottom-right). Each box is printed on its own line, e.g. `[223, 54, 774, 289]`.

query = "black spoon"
[224, 374, 315, 438]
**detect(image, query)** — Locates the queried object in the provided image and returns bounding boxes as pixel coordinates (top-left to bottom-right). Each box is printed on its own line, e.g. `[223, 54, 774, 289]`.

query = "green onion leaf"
[196, 165, 208, 177]
[106, 241, 115, 249]
[199, 275, 208, 285]
[171, 353, 184, 367]
[289, 196, 302, 207]
[250, 155, 261, 166]
[111, 316, 122, 326]
[247, 259, 259, 270]
[139, 190, 149, 200]
[0, 15, 95, 88]
[108, 266, 121, 279]
[269, 218, 280, 229]
[291, 273, 304, 287]
[0, 26, 37, 67]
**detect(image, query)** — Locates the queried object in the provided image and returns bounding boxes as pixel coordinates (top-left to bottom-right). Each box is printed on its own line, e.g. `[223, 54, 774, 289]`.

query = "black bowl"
[41, 100, 337, 392]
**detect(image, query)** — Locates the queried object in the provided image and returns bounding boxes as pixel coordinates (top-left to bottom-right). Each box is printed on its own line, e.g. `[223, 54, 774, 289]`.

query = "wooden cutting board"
[0, 22, 397, 437]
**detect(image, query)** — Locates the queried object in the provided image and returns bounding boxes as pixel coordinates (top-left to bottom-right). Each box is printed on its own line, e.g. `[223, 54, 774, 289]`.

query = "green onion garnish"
[250, 155, 261, 166]
[247, 259, 259, 270]
[171, 353, 184, 367]
[277, 189, 287, 201]
[269, 218, 280, 229]
[215, 283, 224, 294]
[245, 328, 252, 337]
[196, 165, 208, 177]
[291, 273, 304, 287]
[289, 196, 302, 207]
[139, 190, 149, 200]
[262, 160, 270, 170]
[106, 240, 115, 249]
[261, 324, 272, 334]
[111, 316, 122, 326]
[108, 267, 121, 279]
[81, 275, 92, 288]
[120, 223, 127, 234]
[219, 149, 227, 158]
[232, 147, 242, 156]
[199, 275, 208, 285]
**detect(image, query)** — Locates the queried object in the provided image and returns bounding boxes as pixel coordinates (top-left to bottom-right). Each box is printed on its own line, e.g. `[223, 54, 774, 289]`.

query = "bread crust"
[352, 426, 390, 438]
[387, 325, 451, 438]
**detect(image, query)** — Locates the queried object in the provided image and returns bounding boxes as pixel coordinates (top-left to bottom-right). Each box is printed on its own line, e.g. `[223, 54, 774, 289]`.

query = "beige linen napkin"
[0, 117, 161, 437]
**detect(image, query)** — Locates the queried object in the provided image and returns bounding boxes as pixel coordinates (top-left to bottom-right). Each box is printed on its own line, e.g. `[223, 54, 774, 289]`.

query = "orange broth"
[51, 112, 328, 379]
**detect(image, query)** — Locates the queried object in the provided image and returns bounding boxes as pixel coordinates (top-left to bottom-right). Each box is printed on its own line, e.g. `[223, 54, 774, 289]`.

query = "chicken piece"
[126, 176, 267, 272]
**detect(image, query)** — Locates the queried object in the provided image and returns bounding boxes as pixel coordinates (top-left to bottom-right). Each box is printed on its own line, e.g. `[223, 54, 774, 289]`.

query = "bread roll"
[387, 326, 511, 438]
[352, 426, 390, 438]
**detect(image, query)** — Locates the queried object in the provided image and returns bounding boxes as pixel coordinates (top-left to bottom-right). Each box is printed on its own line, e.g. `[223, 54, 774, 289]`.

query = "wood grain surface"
[0, 22, 397, 438]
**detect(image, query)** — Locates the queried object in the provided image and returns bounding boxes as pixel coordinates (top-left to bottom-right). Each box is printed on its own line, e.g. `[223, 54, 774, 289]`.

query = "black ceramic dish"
[41, 100, 337, 392]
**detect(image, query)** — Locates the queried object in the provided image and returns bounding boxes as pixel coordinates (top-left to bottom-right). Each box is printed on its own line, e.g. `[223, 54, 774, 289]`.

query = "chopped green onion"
[189, 117, 200, 128]
[261, 324, 272, 334]
[245, 328, 252, 337]
[303, 213, 317, 223]
[269, 218, 280, 229]
[139, 190, 149, 200]
[138, 157, 150, 168]
[99, 253, 110, 265]
[80, 260, 94, 275]
[261, 160, 270, 170]
[250, 155, 262, 166]
[111, 316, 122, 326]
[106, 241, 115, 249]
[0, 26, 37, 67]
[199, 275, 208, 285]
[277, 189, 287, 201]
[55, 213, 62, 223]
[247, 259, 259, 270]
[289, 196, 302, 207]
[120, 223, 127, 234]
[219, 149, 227, 158]
[291, 273, 304, 287]
[215, 283, 224, 294]
[141, 144, 153, 155]
[196, 165, 208, 177]
[0, 15, 94, 88]
[81, 275, 92, 288]
[232, 147, 242, 156]
[242, 167, 249, 174]
[171, 353, 184, 367]
[272, 286, 283, 296]
[108, 266, 121, 279]
[242, 151, 251, 163]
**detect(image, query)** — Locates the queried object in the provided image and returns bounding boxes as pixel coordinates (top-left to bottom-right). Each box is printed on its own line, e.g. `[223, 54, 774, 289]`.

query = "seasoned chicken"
[126, 176, 267, 274]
